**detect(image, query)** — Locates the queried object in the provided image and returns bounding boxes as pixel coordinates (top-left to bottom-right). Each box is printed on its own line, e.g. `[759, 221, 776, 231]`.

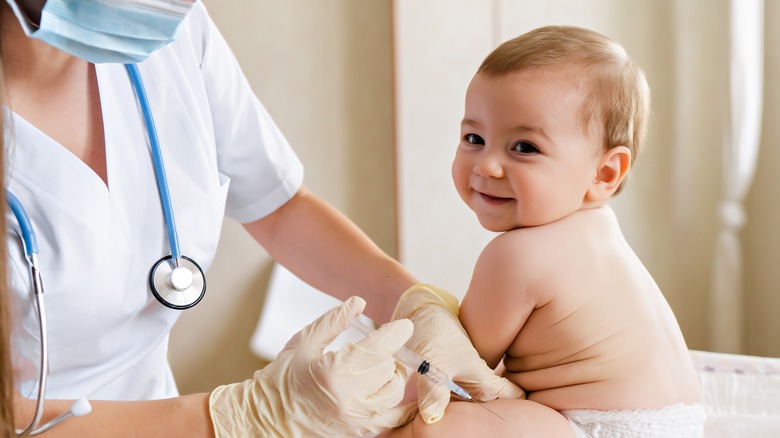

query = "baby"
[384, 25, 704, 437]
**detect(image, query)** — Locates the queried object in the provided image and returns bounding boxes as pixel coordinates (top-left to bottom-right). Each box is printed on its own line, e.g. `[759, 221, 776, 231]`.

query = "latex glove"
[209, 296, 418, 437]
[392, 284, 526, 424]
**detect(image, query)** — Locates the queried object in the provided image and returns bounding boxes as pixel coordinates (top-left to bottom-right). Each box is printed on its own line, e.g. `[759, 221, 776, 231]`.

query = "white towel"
[250, 264, 374, 361]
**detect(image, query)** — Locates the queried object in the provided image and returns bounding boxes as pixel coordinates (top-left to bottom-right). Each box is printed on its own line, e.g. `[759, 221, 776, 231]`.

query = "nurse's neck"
[0, 3, 107, 188]
[1, 2, 86, 86]
[16, 0, 45, 26]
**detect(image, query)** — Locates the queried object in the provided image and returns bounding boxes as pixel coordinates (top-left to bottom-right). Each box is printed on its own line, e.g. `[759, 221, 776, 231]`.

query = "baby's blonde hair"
[478, 25, 650, 194]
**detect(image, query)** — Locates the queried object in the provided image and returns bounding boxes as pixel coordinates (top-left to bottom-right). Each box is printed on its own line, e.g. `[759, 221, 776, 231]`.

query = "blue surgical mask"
[5, 0, 197, 64]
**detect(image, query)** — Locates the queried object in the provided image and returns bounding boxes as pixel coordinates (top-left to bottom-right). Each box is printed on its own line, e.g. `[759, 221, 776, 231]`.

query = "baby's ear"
[586, 146, 631, 202]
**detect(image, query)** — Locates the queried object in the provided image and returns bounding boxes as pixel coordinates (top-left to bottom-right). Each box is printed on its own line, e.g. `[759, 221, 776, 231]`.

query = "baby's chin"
[477, 216, 555, 232]
[477, 218, 525, 233]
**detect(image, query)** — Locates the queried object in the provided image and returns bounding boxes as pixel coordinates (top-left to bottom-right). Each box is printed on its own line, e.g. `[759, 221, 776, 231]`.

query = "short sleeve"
[179, 3, 304, 223]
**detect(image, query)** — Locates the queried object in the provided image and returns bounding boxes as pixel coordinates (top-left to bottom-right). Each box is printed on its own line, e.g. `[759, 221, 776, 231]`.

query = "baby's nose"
[473, 150, 505, 178]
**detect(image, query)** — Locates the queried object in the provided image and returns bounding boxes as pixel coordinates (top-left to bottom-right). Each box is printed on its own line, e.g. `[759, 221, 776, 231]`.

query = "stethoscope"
[7, 64, 205, 435]
[8, 191, 92, 436]
[125, 63, 207, 310]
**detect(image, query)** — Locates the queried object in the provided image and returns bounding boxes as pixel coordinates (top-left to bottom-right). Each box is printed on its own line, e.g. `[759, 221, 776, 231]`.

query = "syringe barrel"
[391, 345, 427, 373]
[414, 361, 450, 387]
[396, 352, 473, 400]
[349, 319, 425, 368]
[350, 319, 375, 336]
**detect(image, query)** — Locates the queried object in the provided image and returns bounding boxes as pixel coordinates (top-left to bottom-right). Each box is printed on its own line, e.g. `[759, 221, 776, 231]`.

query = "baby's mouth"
[478, 191, 512, 204]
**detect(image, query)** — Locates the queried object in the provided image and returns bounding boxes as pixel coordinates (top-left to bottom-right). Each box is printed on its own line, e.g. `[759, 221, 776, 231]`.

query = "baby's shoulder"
[487, 225, 568, 258]
[477, 228, 562, 279]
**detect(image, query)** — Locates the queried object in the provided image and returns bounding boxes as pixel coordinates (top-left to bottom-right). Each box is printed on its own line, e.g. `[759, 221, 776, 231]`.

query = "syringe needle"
[469, 399, 506, 421]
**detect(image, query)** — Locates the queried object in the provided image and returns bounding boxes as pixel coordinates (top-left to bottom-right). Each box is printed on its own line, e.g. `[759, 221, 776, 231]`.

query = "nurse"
[2, 0, 523, 436]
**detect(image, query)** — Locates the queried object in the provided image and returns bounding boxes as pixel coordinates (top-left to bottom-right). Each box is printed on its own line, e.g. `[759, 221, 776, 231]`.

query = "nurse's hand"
[392, 284, 526, 424]
[209, 296, 418, 437]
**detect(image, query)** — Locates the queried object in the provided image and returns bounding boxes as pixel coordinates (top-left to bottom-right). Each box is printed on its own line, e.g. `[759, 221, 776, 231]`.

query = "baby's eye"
[512, 141, 539, 154]
[464, 134, 485, 145]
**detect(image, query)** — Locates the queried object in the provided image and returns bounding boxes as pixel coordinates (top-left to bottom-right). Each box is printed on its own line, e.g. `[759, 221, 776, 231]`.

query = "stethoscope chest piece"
[149, 255, 206, 310]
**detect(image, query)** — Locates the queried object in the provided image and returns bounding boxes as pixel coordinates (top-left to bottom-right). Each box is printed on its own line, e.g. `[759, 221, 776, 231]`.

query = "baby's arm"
[460, 230, 542, 368]
[378, 231, 574, 438]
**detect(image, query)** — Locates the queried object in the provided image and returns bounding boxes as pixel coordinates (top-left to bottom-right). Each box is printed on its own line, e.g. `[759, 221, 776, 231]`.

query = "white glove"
[209, 296, 418, 437]
[392, 284, 526, 424]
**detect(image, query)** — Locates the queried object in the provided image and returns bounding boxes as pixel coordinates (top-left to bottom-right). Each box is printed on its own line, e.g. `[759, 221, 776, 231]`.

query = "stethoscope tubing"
[7, 191, 50, 436]
[125, 64, 181, 260]
[7, 191, 38, 257]
[7, 192, 91, 436]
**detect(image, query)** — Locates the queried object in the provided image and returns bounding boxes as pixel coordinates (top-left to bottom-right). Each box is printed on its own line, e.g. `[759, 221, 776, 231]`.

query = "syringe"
[350, 319, 474, 400]
[349, 319, 505, 420]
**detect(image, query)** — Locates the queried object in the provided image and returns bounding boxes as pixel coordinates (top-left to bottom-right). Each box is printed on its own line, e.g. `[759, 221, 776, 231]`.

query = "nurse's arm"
[243, 185, 418, 323]
[14, 392, 215, 437]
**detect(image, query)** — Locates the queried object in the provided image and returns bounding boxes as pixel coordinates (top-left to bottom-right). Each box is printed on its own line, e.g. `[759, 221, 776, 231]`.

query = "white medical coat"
[5, 3, 303, 401]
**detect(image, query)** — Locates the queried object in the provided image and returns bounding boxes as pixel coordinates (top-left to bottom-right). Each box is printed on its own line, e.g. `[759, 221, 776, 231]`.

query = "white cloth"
[562, 403, 706, 438]
[5, 2, 303, 401]
[691, 350, 780, 437]
[250, 264, 374, 361]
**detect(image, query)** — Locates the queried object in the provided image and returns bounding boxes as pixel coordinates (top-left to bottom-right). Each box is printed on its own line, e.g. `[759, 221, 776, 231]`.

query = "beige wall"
[171, 0, 780, 395]
[170, 1, 395, 394]
[393, 0, 497, 295]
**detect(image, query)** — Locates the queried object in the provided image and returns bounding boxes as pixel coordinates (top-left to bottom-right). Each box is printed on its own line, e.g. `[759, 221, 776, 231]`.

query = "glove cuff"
[392, 283, 460, 321]
[208, 377, 280, 438]
[209, 384, 242, 438]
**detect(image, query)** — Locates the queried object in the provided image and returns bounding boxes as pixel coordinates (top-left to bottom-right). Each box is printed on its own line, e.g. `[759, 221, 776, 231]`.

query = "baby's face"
[452, 68, 604, 232]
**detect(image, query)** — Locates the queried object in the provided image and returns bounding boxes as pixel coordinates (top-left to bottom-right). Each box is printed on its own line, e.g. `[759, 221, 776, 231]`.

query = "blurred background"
[171, 0, 780, 395]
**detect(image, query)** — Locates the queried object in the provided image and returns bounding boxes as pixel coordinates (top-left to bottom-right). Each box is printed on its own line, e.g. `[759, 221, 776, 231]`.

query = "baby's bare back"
[463, 207, 700, 412]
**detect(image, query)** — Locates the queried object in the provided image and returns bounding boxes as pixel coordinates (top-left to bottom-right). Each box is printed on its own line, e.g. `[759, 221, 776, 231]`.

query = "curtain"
[710, 0, 764, 353]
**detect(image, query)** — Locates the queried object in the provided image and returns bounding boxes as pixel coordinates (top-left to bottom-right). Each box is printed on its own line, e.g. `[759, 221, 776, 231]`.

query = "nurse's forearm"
[14, 393, 214, 437]
[245, 185, 418, 322]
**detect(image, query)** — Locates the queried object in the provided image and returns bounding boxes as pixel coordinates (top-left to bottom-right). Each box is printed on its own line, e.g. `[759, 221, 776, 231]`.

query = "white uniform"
[5, 3, 303, 401]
